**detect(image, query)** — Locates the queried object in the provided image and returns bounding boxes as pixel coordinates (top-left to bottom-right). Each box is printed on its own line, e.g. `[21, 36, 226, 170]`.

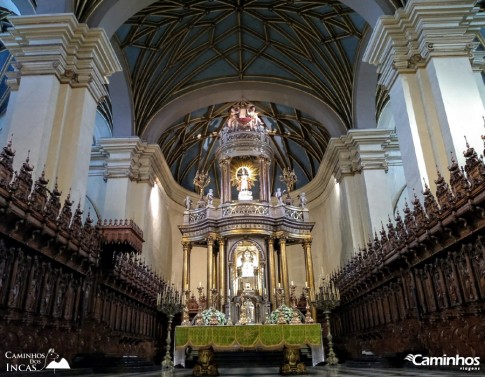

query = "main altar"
[174, 324, 324, 374]
[179, 102, 316, 324]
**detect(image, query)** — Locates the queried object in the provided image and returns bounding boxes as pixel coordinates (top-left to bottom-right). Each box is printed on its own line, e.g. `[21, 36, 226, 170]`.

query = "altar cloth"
[174, 324, 324, 367]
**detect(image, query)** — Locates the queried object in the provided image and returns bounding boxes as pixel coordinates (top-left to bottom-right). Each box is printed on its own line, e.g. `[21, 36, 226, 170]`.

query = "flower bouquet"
[200, 307, 226, 325]
[269, 304, 296, 324]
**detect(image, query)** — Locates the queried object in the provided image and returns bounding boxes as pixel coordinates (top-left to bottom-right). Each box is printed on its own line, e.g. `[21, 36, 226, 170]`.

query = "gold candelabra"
[289, 282, 301, 324]
[193, 170, 210, 199]
[302, 286, 314, 324]
[181, 289, 191, 326]
[156, 284, 184, 371]
[280, 167, 297, 195]
[194, 285, 206, 325]
[276, 285, 285, 307]
[315, 276, 340, 366]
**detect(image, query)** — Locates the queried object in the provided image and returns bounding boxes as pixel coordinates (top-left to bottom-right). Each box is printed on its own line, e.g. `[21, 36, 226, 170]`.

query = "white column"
[0, 14, 121, 204]
[328, 129, 401, 244]
[90, 137, 186, 276]
[364, 0, 485, 194]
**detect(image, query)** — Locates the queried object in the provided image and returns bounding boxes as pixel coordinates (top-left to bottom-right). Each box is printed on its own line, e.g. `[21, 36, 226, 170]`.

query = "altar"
[174, 324, 324, 375]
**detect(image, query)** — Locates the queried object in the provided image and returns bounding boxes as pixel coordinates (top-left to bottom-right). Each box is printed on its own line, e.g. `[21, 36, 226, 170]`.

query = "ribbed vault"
[115, 0, 368, 135]
[159, 101, 330, 195]
[74, 0, 406, 193]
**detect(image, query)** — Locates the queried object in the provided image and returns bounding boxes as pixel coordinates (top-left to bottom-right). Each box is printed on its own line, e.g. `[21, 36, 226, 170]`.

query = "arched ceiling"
[79, 0, 405, 194]
[159, 101, 330, 195]
[116, 0, 368, 135]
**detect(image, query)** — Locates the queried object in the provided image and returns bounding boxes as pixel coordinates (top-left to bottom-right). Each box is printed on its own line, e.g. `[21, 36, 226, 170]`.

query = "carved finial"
[52, 177, 61, 197]
[448, 151, 458, 171]
[2, 134, 15, 157]
[422, 177, 430, 195]
[86, 208, 93, 225]
[38, 167, 48, 185]
[21, 150, 34, 172]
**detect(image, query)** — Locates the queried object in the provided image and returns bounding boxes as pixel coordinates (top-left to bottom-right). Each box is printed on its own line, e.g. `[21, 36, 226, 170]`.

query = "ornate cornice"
[90, 137, 197, 206]
[303, 129, 400, 208]
[0, 13, 122, 101]
[363, 0, 485, 89]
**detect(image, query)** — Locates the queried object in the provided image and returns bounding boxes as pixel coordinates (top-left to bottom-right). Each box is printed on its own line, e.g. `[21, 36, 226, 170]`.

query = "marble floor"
[93, 365, 484, 377]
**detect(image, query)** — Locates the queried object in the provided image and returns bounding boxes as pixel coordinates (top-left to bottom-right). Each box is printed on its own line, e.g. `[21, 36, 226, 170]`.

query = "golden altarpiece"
[178, 103, 316, 324]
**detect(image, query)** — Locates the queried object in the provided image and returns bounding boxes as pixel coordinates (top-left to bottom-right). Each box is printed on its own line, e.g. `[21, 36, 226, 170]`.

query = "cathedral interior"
[0, 0, 485, 375]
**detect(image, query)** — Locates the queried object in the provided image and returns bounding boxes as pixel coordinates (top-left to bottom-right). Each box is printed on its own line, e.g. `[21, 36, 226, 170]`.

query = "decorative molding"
[0, 13, 122, 101]
[312, 129, 401, 192]
[91, 137, 197, 206]
[91, 131, 399, 214]
[363, 0, 485, 89]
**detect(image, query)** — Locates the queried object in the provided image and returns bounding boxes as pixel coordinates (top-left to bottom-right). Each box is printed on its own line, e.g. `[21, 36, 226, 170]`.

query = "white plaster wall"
[85, 175, 107, 219]
[189, 246, 209, 292]
[0, 75, 60, 179]
[308, 179, 345, 278]
[286, 244, 307, 290]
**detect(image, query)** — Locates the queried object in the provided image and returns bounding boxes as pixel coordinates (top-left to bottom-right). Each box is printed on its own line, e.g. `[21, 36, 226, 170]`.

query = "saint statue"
[236, 167, 254, 200]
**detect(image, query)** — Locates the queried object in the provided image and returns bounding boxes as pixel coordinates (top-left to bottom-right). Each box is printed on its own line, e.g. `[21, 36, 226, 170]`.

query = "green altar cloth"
[174, 324, 324, 367]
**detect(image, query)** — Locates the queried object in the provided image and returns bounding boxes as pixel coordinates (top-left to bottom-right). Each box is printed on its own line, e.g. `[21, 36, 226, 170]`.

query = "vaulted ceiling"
[105, 0, 405, 194]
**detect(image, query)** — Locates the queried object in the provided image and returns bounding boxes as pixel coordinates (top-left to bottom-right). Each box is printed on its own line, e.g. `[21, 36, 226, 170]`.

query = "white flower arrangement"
[269, 305, 294, 324]
[201, 308, 226, 325]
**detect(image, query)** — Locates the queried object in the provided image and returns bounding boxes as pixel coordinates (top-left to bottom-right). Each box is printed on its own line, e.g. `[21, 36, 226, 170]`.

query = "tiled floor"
[94, 365, 484, 377]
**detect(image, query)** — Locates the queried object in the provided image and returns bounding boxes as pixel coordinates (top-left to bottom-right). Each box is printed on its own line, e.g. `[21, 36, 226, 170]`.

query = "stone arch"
[141, 82, 347, 143]
[228, 238, 265, 264]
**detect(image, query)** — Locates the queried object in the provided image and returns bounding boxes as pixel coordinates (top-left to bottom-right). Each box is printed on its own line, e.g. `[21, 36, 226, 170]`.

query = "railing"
[222, 203, 270, 217]
[186, 202, 307, 224]
[219, 129, 269, 145]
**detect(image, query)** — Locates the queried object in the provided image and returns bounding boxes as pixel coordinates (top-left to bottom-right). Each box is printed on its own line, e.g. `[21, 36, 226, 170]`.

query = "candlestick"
[315, 275, 340, 366]
[157, 284, 184, 371]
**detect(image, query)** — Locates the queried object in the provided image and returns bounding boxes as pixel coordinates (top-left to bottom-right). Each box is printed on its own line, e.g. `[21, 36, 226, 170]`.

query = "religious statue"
[247, 105, 263, 130]
[235, 167, 254, 200]
[236, 168, 251, 191]
[184, 196, 192, 211]
[223, 102, 265, 132]
[228, 106, 239, 130]
[206, 189, 214, 206]
[275, 188, 284, 204]
[298, 192, 307, 208]
[241, 249, 255, 277]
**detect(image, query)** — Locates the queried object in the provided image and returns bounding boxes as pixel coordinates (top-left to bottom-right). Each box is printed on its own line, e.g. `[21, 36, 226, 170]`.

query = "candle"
[305, 281, 308, 287]
[278, 282, 281, 288]
[291, 281, 294, 286]
[199, 282, 202, 287]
